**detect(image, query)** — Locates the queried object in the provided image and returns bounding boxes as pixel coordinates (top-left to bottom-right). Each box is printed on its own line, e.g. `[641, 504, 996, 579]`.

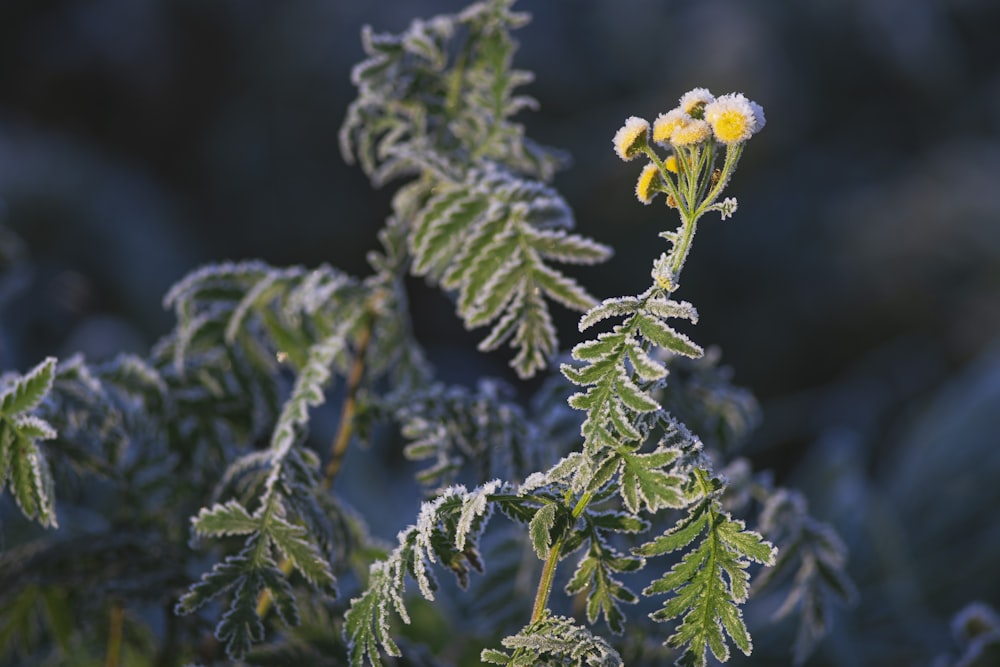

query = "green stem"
[529, 538, 563, 623]
[641, 146, 687, 217]
[668, 210, 699, 279]
[528, 490, 596, 622]
[694, 142, 744, 218]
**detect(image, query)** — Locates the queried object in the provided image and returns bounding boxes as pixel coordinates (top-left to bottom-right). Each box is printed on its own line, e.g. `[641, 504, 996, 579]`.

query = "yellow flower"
[653, 109, 689, 145]
[704, 93, 764, 145]
[665, 154, 679, 173]
[635, 163, 662, 205]
[613, 116, 650, 161]
[670, 119, 711, 146]
[678, 88, 715, 118]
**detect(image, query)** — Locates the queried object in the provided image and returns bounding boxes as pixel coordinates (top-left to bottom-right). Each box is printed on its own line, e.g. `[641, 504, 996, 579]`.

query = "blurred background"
[1, 0, 999, 664]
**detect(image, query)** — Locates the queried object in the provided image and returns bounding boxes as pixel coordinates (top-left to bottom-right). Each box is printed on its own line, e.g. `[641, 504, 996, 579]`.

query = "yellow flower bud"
[635, 163, 662, 205]
[613, 116, 650, 161]
[653, 109, 689, 145]
[670, 119, 711, 146]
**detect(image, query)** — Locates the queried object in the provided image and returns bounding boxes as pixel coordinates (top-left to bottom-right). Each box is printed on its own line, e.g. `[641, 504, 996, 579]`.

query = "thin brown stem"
[258, 313, 375, 619]
[106, 600, 124, 667]
[323, 313, 374, 490]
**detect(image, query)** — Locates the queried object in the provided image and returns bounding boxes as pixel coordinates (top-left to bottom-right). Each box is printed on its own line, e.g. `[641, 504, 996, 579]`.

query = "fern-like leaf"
[563, 289, 702, 458]
[392, 379, 547, 492]
[410, 166, 610, 378]
[564, 511, 647, 634]
[341, 1, 609, 377]
[0, 357, 56, 417]
[481, 614, 623, 666]
[753, 489, 857, 664]
[638, 494, 776, 666]
[345, 480, 510, 666]
[0, 357, 59, 528]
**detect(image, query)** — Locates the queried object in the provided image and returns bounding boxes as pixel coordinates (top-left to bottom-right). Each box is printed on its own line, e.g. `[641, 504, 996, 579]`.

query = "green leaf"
[266, 515, 336, 590]
[637, 499, 711, 557]
[571, 333, 626, 362]
[627, 343, 668, 382]
[11, 415, 56, 441]
[176, 542, 258, 616]
[341, 0, 608, 379]
[0, 357, 56, 416]
[635, 314, 704, 359]
[344, 565, 402, 667]
[345, 481, 508, 666]
[529, 502, 558, 560]
[3, 426, 58, 529]
[176, 537, 301, 660]
[481, 648, 511, 664]
[619, 448, 685, 514]
[566, 538, 641, 635]
[525, 228, 613, 265]
[485, 614, 622, 666]
[530, 260, 595, 313]
[412, 192, 491, 279]
[578, 297, 640, 331]
[192, 500, 258, 537]
[641, 500, 776, 667]
[613, 371, 659, 413]
[216, 570, 267, 658]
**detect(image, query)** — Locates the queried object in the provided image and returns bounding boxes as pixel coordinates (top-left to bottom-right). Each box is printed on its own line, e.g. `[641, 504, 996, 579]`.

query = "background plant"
[1, 0, 1000, 664]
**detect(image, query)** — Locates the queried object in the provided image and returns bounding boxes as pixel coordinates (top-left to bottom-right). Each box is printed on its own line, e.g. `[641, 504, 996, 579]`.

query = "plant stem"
[529, 538, 563, 623]
[528, 490, 595, 622]
[669, 211, 699, 279]
[106, 600, 124, 667]
[323, 312, 374, 490]
[258, 312, 374, 619]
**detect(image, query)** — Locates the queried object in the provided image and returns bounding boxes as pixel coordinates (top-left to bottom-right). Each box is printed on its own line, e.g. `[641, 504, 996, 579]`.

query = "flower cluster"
[651, 88, 765, 148]
[612, 88, 764, 209]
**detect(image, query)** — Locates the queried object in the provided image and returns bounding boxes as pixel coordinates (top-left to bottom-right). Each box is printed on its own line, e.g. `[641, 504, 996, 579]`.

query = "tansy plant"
[0, 1, 853, 666]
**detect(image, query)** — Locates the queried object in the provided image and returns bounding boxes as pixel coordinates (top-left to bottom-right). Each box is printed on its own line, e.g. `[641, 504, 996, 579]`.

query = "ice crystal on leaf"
[344, 481, 510, 666]
[339, 0, 610, 378]
[638, 493, 777, 666]
[0, 357, 59, 529]
[481, 614, 623, 666]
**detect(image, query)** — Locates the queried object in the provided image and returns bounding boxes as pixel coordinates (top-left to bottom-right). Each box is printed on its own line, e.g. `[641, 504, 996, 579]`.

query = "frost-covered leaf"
[266, 515, 336, 590]
[639, 496, 776, 667]
[482, 614, 622, 666]
[6, 430, 57, 529]
[345, 481, 510, 666]
[176, 535, 308, 660]
[409, 166, 609, 378]
[340, 0, 607, 378]
[753, 488, 856, 664]
[529, 502, 558, 560]
[563, 288, 706, 460]
[11, 415, 56, 441]
[564, 512, 646, 635]
[0, 415, 58, 529]
[618, 445, 686, 515]
[391, 378, 549, 492]
[192, 500, 258, 537]
[0, 357, 56, 417]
